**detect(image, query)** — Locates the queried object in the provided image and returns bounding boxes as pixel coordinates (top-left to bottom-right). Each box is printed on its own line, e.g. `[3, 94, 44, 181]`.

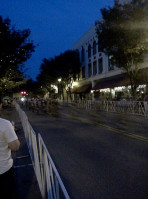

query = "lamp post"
[58, 78, 61, 100]
[91, 90, 95, 101]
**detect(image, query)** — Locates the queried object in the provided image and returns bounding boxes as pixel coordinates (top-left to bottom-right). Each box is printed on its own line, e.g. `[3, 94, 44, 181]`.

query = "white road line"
[16, 155, 30, 159]
[14, 163, 33, 169]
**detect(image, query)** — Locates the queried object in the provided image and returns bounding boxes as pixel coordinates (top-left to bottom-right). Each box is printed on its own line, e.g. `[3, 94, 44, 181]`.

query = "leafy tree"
[37, 58, 59, 95]
[0, 16, 35, 100]
[0, 68, 25, 98]
[55, 50, 81, 100]
[96, 0, 148, 97]
[37, 50, 81, 100]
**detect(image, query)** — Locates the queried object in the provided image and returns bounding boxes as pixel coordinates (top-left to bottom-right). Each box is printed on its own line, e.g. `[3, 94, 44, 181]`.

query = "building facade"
[71, 25, 112, 80]
[71, 23, 148, 100]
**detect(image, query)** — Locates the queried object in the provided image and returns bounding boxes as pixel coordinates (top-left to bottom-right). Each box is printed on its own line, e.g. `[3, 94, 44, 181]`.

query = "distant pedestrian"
[144, 94, 148, 101]
[0, 118, 20, 199]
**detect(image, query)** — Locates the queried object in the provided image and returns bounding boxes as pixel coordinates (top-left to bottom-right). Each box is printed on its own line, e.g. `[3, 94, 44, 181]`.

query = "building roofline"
[71, 23, 97, 49]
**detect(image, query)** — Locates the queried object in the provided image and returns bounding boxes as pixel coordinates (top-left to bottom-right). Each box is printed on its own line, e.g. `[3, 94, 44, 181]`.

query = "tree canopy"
[96, 0, 148, 97]
[37, 58, 58, 95]
[37, 50, 81, 99]
[0, 16, 35, 99]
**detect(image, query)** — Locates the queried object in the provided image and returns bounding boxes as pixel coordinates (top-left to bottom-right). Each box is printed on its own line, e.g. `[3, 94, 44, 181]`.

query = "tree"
[96, 0, 148, 97]
[37, 58, 59, 94]
[0, 67, 26, 99]
[37, 50, 81, 100]
[0, 16, 35, 100]
[55, 50, 81, 100]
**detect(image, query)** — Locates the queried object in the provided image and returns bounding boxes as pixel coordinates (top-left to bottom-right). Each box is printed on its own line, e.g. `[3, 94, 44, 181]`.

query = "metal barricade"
[63, 99, 148, 117]
[15, 102, 70, 199]
[38, 134, 70, 199]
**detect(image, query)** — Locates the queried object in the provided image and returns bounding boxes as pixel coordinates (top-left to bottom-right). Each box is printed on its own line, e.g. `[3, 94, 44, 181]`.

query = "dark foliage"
[96, 0, 148, 97]
[37, 50, 81, 98]
[0, 16, 35, 99]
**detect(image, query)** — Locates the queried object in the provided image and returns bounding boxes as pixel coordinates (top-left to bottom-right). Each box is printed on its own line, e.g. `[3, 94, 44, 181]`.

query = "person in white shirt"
[0, 118, 20, 199]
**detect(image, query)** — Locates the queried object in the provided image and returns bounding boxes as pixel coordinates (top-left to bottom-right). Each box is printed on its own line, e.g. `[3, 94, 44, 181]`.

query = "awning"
[72, 84, 92, 94]
[93, 76, 130, 90]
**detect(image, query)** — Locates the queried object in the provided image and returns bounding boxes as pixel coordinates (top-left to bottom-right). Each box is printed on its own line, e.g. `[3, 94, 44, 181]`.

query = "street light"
[58, 78, 62, 99]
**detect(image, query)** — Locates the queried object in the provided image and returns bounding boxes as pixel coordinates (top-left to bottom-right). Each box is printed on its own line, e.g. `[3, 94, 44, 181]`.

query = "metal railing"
[38, 135, 70, 199]
[15, 102, 70, 199]
[62, 100, 148, 117]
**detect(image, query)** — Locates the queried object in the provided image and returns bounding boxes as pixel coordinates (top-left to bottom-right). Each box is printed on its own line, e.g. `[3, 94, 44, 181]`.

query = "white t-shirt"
[0, 118, 18, 174]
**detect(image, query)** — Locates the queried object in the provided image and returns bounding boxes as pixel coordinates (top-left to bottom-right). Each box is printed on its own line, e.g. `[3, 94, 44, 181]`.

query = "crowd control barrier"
[64, 100, 148, 117]
[15, 102, 70, 199]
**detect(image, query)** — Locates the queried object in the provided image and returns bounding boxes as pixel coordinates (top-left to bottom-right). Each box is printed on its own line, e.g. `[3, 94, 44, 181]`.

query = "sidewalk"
[1, 106, 42, 199]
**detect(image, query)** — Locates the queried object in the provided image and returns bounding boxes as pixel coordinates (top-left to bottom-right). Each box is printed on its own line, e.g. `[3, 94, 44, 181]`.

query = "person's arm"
[4, 120, 20, 151]
[8, 139, 20, 151]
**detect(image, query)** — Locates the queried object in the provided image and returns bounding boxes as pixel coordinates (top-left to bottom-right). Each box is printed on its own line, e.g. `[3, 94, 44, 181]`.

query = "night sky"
[0, 0, 114, 80]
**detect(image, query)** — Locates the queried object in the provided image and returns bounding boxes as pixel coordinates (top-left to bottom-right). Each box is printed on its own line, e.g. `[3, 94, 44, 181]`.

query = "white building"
[71, 23, 148, 100]
[71, 25, 114, 80]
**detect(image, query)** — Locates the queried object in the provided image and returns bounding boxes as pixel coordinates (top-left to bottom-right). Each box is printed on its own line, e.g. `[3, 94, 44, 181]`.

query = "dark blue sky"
[1, 0, 114, 80]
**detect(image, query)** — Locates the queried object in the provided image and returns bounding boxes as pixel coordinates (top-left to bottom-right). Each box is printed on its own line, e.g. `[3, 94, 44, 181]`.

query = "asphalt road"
[23, 104, 148, 199]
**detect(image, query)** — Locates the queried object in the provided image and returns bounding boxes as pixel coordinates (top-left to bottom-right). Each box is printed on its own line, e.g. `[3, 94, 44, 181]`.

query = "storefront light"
[72, 82, 78, 87]
[100, 88, 110, 92]
[51, 84, 58, 93]
[138, 84, 146, 88]
[114, 86, 126, 91]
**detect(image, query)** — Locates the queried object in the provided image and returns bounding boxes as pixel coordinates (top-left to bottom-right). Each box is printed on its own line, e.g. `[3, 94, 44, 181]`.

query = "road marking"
[96, 122, 148, 143]
[14, 163, 33, 169]
[61, 112, 148, 143]
[16, 155, 30, 159]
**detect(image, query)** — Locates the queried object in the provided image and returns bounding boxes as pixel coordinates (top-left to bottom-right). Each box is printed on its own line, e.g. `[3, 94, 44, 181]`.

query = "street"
[23, 104, 148, 199]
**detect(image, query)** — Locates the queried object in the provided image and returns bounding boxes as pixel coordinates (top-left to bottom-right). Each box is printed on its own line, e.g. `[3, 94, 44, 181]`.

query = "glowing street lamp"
[57, 78, 62, 99]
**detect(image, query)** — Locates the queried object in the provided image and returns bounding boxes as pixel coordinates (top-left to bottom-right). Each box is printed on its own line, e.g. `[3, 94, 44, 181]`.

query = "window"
[93, 61, 97, 76]
[82, 66, 85, 78]
[81, 46, 85, 62]
[98, 58, 103, 74]
[88, 44, 91, 58]
[93, 41, 96, 55]
[88, 63, 92, 77]
[108, 55, 114, 71]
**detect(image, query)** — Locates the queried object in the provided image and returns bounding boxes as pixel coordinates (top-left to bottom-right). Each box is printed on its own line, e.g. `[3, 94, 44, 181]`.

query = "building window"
[88, 63, 92, 77]
[93, 41, 96, 55]
[88, 44, 91, 58]
[98, 58, 103, 74]
[82, 66, 85, 78]
[93, 61, 97, 76]
[81, 46, 85, 62]
[108, 55, 114, 71]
